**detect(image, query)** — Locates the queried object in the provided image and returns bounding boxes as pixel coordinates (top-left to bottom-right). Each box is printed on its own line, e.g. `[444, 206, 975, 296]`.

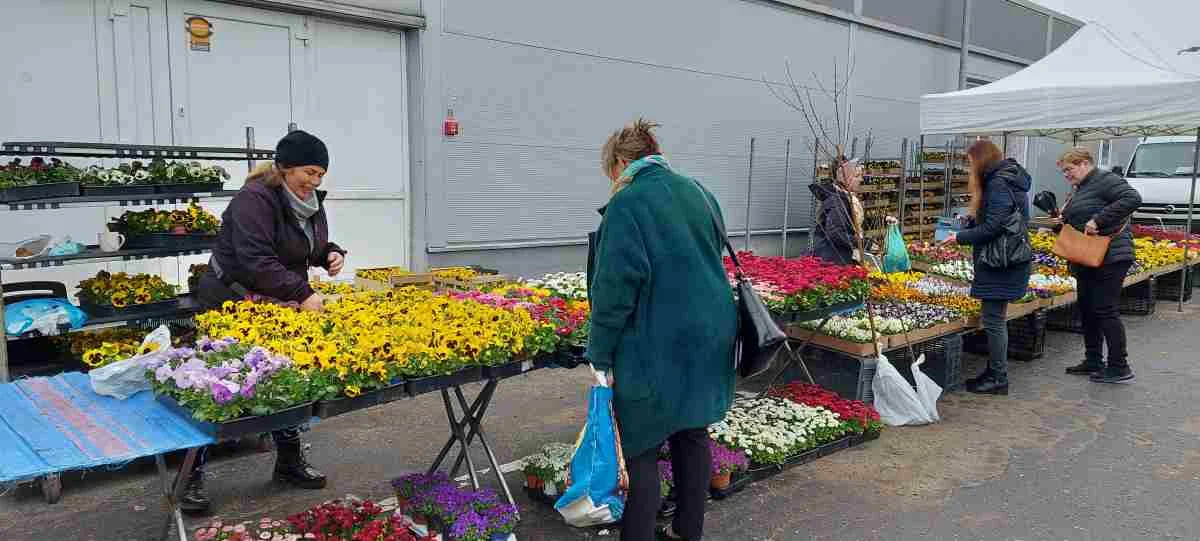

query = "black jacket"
[956, 158, 1032, 301]
[202, 181, 344, 307]
[1061, 168, 1142, 267]
[809, 182, 857, 265]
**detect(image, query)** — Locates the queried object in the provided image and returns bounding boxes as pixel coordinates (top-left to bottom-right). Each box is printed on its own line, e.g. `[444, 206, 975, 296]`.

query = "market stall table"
[0, 372, 213, 541]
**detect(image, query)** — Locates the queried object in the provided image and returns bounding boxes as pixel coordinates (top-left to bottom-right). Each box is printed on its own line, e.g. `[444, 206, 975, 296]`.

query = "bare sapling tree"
[763, 57, 871, 163]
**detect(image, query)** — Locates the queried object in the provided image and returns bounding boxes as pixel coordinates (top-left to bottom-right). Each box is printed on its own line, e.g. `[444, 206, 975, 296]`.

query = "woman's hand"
[327, 252, 345, 276]
[1085, 219, 1099, 235]
[1050, 216, 1063, 226]
[301, 293, 325, 312]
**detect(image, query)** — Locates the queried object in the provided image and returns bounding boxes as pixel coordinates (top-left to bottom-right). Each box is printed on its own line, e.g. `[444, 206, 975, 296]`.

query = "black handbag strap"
[687, 178, 744, 277]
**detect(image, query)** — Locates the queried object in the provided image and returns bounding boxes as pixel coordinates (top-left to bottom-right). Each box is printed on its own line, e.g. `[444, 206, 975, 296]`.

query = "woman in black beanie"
[183, 130, 347, 514]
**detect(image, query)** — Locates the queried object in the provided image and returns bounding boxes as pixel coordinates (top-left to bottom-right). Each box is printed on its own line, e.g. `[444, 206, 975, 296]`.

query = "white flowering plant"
[525, 272, 587, 301]
[929, 260, 974, 282]
[708, 397, 849, 466]
[80, 159, 230, 186]
[521, 442, 574, 487]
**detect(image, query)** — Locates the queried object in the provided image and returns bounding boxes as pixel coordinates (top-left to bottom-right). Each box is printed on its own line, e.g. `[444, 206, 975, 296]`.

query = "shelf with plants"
[0, 140, 271, 381]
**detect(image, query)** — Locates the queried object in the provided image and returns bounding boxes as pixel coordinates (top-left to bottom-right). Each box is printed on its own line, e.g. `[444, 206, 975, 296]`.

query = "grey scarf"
[283, 185, 319, 252]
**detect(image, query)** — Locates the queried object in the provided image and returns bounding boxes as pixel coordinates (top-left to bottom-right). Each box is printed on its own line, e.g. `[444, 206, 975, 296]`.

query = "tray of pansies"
[77, 271, 179, 318]
[145, 337, 316, 440]
[355, 266, 436, 291]
[107, 203, 221, 249]
[724, 253, 870, 321]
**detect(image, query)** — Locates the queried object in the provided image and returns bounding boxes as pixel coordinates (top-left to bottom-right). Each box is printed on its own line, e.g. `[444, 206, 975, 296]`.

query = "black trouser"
[193, 427, 304, 473]
[1074, 260, 1133, 369]
[979, 300, 1009, 380]
[622, 428, 710, 541]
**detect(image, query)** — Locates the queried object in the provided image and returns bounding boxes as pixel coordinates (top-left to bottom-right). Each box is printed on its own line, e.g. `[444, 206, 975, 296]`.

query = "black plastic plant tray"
[405, 367, 485, 396]
[155, 182, 224, 194]
[482, 360, 534, 380]
[122, 233, 218, 250]
[848, 430, 881, 448]
[79, 297, 179, 319]
[157, 394, 314, 441]
[744, 435, 854, 483]
[313, 382, 408, 419]
[0, 182, 80, 203]
[776, 298, 866, 323]
[80, 184, 157, 197]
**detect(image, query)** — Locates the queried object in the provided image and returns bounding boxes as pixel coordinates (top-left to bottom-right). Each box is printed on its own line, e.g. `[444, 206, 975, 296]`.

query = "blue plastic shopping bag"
[555, 370, 626, 527]
[883, 222, 911, 273]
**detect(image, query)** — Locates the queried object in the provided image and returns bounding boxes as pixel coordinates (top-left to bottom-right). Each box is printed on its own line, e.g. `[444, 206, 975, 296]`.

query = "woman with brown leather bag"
[1052, 147, 1142, 384]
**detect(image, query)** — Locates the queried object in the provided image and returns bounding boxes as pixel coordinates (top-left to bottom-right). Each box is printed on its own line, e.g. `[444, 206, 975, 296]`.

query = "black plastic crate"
[1046, 303, 1083, 333]
[965, 310, 1046, 362]
[79, 297, 179, 319]
[1120, 277, 1156, 316]
[122, 233, 217, 250]
[889, 333, 964, 392]
[789, 346, 877, 402]
[1155, 268, 1193, 302]
[80, 184, 157, 197]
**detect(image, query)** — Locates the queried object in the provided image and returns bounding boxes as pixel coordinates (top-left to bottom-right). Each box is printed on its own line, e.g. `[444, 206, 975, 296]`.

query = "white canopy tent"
[919, 22, 1200, 310]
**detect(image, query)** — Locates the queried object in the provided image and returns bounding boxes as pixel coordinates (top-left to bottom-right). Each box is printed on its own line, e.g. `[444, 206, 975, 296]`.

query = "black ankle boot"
[964, 368, 994, 389]
[273, 440, 327, 489]
[1065, 360, 1103, 375]
[1090, 365, 1134, 384]
[179, 469, 211, 515]
[966, 374, 1009, 395]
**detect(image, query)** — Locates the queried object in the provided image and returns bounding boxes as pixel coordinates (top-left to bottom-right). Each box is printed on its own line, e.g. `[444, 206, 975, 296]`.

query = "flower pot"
[525, 474, 544, 490]
[710, 471, 732, 490]
[411, 513, 428, 527]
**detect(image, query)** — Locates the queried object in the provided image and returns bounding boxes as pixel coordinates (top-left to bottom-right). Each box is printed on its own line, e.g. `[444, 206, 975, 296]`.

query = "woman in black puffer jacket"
[1054, 147, 1142, 384]
[944, 140, 1032, 395]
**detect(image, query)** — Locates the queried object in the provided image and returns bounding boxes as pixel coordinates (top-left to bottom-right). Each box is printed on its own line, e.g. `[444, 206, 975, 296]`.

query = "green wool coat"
[585, 164, 738, 458]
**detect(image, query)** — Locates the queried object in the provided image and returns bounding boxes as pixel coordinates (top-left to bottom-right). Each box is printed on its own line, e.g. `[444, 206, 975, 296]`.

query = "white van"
[1125, 136, 1200, 232]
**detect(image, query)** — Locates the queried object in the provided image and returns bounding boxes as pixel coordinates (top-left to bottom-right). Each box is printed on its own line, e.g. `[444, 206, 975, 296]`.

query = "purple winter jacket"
[208, 181, 344, 304]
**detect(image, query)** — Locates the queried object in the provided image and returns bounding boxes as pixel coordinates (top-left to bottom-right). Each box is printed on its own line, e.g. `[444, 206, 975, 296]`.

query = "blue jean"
[979, 300, 1009, 381]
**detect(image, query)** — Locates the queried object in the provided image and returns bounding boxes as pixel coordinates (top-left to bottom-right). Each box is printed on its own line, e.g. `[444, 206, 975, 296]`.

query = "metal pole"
[959, 0, 973, 90]
[1002, 132, 1009, 154]
[0, 273, 7, 382]
[744, 137, 756, 252]
[245, 126, 256, 173]
[899, 137, 909, 231]
[287, 122, 298, 133]
[1180, 127, 1199, 312]
[810, 138, 820, 252]
[781, 138, 793, 256]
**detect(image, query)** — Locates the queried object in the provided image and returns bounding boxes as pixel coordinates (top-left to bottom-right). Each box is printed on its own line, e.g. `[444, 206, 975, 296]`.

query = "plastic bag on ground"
[90, 325, 172, 400]
[911, 355, 943, 422]
[882, 222, 911, 273]
[555, 369, 626, 527]
[871, 353, 939, 426]
[4, 299, 88, 337]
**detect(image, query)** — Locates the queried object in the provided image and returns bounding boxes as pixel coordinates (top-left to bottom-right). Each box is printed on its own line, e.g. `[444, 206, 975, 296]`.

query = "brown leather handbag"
[1051, 191, 1124, 268]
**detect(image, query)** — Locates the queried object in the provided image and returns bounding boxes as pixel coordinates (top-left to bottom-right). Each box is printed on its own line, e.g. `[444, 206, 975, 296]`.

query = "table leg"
[451, 384, 519, 518]
[433, 387, 481, 490]
[447, 380, 498, 476]
[428, 380, 493, 473]
[156, 447, 199, 541]
[758, 317, 830, 397]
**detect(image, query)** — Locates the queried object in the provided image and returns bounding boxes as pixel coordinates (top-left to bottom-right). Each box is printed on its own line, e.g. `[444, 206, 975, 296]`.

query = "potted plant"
[709, 441, 749, 490]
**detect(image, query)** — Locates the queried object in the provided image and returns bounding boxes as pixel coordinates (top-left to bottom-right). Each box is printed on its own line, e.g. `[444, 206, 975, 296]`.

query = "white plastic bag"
[911, 355, 942, 422]
[871, 353, 940, 426]
[90, 325, 172, 399]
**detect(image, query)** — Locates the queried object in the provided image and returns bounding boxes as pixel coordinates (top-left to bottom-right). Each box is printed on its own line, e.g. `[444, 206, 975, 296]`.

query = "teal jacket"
[586, 164, 737, 457]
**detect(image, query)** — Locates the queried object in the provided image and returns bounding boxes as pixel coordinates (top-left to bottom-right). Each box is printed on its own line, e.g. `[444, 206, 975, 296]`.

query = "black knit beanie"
[275, 130, 329, 170]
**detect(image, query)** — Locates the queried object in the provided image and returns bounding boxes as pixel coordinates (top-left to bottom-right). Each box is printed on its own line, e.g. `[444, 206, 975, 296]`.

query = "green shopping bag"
[883, 223, 911, 273]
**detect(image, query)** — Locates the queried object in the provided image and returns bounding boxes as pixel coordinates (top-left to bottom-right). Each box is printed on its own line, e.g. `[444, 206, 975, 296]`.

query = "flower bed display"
[524, 272, 587, 301]
[433, 266, 511, 292]
[1133, 225, 1200, 249]
[1028, 273, 1076, 298]
[1134, 237, 1190, 270]
[708, 396, 850, 467]
[908, 242, 970, 264]
[724, 253, 869, 317]
[144, 337, 312, 424]
[767, 382, 883, 436]
[80, 159, 229, 188]
[194, 500, 419, 541]
[196, 289, 552, 400]
[452, 285, 590, 352]
[77, 271, 177, 314]
[392, 472, 518, 540]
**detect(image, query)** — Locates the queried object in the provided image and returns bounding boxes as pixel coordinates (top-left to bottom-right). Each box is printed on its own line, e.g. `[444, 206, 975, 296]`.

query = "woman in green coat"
[586, 119, 737, 541]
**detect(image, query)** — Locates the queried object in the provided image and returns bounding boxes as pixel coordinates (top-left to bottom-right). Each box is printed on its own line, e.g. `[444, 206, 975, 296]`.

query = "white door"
[167, 0, 305, 162]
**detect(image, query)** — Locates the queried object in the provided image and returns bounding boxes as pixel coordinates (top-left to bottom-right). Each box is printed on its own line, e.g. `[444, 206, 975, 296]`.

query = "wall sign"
[187, 16, 213, 52]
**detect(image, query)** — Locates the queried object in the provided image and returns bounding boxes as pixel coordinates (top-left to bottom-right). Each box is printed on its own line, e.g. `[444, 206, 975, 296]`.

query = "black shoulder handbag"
[977, 182, 1033, 269]
[691, 179, 788, 379]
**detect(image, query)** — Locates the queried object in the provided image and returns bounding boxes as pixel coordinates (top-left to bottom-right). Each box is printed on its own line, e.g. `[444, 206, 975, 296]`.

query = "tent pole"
[958, 0, 972, 90]
[781, 138, 793, 256]
[745, 137, 756, 252]
[1180, 128, 1199, 312]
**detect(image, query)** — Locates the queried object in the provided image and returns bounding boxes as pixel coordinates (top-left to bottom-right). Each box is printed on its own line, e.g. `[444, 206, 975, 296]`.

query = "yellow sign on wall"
[187, 16, 213, 52]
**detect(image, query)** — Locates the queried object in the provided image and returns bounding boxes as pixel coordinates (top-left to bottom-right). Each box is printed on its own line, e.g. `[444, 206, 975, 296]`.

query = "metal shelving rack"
[909, 137, 969, 242]
[0, 140, 272, 382]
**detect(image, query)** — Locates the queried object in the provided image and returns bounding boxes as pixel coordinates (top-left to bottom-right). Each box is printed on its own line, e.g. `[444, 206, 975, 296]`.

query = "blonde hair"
[601, 118, 662, 196]
[246, 161, 284, 187]
[1057, 147, 1094, 167]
